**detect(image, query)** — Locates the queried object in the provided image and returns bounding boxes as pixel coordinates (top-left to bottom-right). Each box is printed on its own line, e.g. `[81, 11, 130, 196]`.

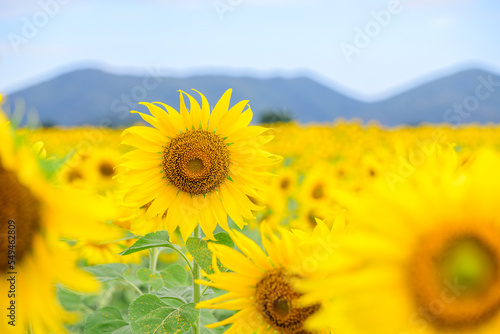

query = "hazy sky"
[0, 0, 499, 100]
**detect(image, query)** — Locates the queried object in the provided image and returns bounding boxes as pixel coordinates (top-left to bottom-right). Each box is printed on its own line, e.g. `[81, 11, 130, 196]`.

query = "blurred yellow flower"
[300, 145, 500, 333]
[0, 108, 115, 334]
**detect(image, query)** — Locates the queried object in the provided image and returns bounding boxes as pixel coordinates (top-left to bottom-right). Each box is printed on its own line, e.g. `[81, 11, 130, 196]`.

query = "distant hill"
[361, 69, 500, 126]
[3, 68, 500, 126]
[2, 69, 365, 126]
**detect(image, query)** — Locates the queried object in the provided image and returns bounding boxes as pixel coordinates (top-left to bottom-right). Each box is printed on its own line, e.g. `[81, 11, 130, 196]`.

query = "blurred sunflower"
[0, 105, 116, 333]
[273, 166, 297, 197]
[298, 163, 336, 205]
[300, 145, 500, 333]
[256, 167, 297, 229]
[84, 146, 123, 192]
[196, 222, 336, 334]
[119, 89, 279, 240]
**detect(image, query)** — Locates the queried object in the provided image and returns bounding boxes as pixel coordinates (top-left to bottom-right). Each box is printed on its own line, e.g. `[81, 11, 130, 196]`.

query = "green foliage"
[38, 155, 70, 179]
[259, 109, 293, 124]
[128, 294, 198, 334]
[186, 232, 235, 275]
[84, 263, 129, 282]
[160, 264, 189, 287]
[200, 310, 227, 334]
[120, 231, 178, 256]
[136, 264, 188, 292]
[84, 307, 131, 334]
[66, 230, 238, 334]
[137, 269, 164, 291]
[153, 287, 193, 305]
[57, 286, 82, 311]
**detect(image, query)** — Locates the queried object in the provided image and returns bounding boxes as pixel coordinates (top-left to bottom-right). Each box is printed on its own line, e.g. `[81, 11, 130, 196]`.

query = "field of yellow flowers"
[2, 90, 500, 334]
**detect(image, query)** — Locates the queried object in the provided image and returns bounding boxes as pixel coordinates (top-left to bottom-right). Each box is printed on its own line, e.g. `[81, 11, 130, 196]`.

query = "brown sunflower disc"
[162, 129, 230, 195]
[255, 268, 319, 334]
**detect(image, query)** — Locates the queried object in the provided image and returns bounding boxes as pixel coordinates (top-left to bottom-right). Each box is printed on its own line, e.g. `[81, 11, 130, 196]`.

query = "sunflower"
[80, 146, 123, 192]
[0, 104, 115, 333]
[299, 145, 500, 333]
[119, 89, 279, 240]
[195, 221, 337, 334]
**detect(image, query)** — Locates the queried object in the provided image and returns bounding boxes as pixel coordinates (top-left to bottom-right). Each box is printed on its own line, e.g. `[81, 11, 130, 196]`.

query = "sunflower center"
[410, 224, 500, 329]
[441, 238, 496, 295]
[255, 268, 319, 334]
[0, 161, 41, 271]
[66, 168, 83, 183]
[311, 184, 324, 199]
[274, 298, 290, 316]
[162, 129, 230, 195]
[99, 162, 115, 177]
[280, 178, 290, 191]
[186, 157, 204, 174]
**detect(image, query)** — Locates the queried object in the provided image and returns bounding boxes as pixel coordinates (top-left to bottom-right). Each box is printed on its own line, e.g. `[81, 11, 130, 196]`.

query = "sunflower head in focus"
[119, 89, 280, 240]
[195, 221, 337, 334]
[299, 145, 500, 333]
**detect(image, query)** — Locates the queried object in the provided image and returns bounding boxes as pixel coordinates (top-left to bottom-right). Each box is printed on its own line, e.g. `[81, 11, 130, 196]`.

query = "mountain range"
[3, 68, 500, 126]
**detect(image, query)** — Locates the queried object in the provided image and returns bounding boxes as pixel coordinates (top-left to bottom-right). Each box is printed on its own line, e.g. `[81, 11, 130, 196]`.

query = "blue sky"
[0, 0, 499, 100]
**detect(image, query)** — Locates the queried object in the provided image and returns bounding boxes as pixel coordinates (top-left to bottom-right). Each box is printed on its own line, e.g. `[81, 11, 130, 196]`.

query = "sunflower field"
[2, 90, 500, 334]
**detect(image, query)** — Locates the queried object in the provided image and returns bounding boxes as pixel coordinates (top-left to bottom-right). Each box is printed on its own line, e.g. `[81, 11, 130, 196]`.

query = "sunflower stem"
[192, 225, 202, 334]
[148, 248, 160, 293]
[172, 246, 193, 274]
[123, 277, 143, 295]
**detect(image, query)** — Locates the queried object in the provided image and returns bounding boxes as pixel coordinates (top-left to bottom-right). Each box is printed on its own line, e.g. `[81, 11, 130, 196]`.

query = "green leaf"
[136, 264, 189, 292]
[186, 232, 235, 275]
[160, 264, 189, 288]
[84, 307, 130, 334]
[211, 232, 235, 249]
[84, 263, 129, 282]
[120, 231, 178, 256]
[153, 287, 192, 304]
[163, 303, 198, 333]
[137, 268, 164, 291]
[57, 286, 82, 311]
[200, 310, 226, 334]
[39, 155, 69, 179]
[129, 294, 198, 334]
[110, 327, 133, 334]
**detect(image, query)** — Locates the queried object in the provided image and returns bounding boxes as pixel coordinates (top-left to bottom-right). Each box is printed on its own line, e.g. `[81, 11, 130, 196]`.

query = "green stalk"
[192, 225, 202, 334]
[148, 248, 160, 293]
[123, 277, 143, 295]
